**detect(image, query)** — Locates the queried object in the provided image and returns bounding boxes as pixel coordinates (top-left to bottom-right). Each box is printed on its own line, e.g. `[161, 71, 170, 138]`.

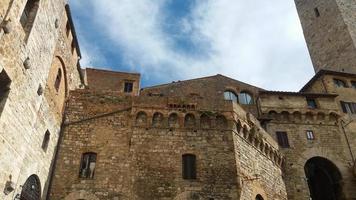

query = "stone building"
[1, 0, 356, 200]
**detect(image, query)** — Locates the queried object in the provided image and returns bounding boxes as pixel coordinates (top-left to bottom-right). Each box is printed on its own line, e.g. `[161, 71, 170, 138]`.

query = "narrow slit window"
[54, 68, 62, 92]
[314, 7, 320, 17]
[41, 130, 50, 151]
[182, 154, 196, 180]
[20, 0, 40, 39]
[0, 70, 11, 116]
[306, 130, 315, 140]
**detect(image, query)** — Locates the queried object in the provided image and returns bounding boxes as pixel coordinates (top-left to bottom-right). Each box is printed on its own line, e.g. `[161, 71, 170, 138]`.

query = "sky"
[68, 0, 315, 91]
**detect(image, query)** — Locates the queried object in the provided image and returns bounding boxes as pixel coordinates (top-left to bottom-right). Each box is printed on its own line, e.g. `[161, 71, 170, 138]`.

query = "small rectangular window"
[306, 130, 315, 140]
[71, 41, 76, 54]
[307, 98, 317, 109]
[41, 131, 50, 151]
[66, 21, 71, 37]
[182, 154, 196, 179]
[340, 101, 356, 114]
[0, 70, 11, 116]
[124, 82, 133, 93]
[276, 132, 290, 148]
[314, 7, 320, 17]
[79, 153, 97, 179]
[351, 81, 356, 89]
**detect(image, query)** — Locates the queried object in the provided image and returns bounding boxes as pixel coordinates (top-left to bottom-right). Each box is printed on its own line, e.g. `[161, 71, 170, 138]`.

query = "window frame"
[340, 101, 356, 114]
[333, 79, 347, 88]
[276, 131, 290, 148]
[223, 90, 238, 103]
[239, 92, 254, 105]
[351, 81, 356, 89]
[306, 98, 318, 109]
[306, 130, 315, 140]
[124, 82, 134, 93]
[79, 152, 97, 179]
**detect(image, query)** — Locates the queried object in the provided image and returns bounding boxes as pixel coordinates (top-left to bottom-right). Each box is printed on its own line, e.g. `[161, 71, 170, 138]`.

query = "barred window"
[306, 130, 315, 140]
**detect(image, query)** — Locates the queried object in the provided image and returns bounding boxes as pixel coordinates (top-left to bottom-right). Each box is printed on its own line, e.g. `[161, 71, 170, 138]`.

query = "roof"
[300, 69, 356, 92]
[142, 74, 265, 91]
[259, 90, 338, 98]
[65, 4, 82, 58]
[85, 67, 140, 76]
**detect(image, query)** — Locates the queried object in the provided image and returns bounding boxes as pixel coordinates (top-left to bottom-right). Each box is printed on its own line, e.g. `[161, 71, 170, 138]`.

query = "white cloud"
[72, 0, 315, 91]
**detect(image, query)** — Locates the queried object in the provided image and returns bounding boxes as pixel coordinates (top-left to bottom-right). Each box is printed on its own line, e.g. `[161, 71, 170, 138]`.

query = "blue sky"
[69, 0, 315, 91]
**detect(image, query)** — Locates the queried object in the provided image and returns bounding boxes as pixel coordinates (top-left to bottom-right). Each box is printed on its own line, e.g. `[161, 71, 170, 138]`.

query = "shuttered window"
[276, 132, 290, 148]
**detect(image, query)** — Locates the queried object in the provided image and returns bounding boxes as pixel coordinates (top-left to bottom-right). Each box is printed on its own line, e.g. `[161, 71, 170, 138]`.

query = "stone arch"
[200, 113, 211, 129]
[216, 114, 228, 129]
[64, 190, 100, 200]
[304, 157, 344, 200]
[20, 174, 41, 200]
[268, 110, 278, 119]
[53, 56, 68, 96]
[281, 111, 290, 121]
[293, 111, 302, 121]
[252, 184, 268, 200]
[317, 112, 326, 121]
[239, 90, 254, 105]
[329, 112, 339, 122]
[135, 111, 147, 126]
[184, 113, 196, 128]
[305, 112, 314, 121]
[168, 113, 179, 128]
[152, 112, 164, 127]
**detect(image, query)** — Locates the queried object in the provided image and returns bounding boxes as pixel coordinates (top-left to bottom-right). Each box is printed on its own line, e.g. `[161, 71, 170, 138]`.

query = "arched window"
[255, 194, 264, 200]
[0, 69, 11, 116]
[333, 79, 347, 88]
[54, 68, 62, 92]
[20, 0, 40, 39]
[135, 111, 147, 126]
[79, 152, 97, 179]
[184, 113, 196, 128]
[152, 112, 163, 127]
[182, 154, 196, 179]
[168, 113, 179, 128]
[200, 114, 211, 129]
[41, 130, 50, 152]
[224, 91, 238, 103]
[20, 175, 41, 200]
[239, 92, 253, 105]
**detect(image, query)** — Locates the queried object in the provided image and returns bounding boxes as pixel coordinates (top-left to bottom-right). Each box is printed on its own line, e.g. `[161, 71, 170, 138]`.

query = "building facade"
[0, 0, 356, 200]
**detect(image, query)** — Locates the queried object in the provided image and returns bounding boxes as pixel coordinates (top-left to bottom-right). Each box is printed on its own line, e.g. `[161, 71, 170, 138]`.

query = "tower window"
[20, 0, 40, 39]
[79, 152, 97, 179]
[41, 130, 50, 151]
[124, 82, 133, 93]
[0, 70, 11, 116]
[239, 92, 254, 105]
[276, 131, 290, 148]
[306, 130, 315, 140]
[314, 7, 320, 17]
[340, 101, 356, 114]
[306, 98, 317, 109]
[54, 68, 62, 92]
[224, 91, 238, 103]
[182, 154, 196, 180]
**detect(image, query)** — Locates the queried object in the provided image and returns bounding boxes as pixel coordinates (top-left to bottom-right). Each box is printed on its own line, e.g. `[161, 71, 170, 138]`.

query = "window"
[239, 92, 253, 105]
[0, 70, 11, 115]
[276, 132, 290, 148]
[124, 82, 133, 93]
[79, 152, 97, 179]
[340, 101, 356, 114]
[306, 130, 315, 140]
[182, 154, 196, 179]
[351, 81, 356, 89]
[224, 91, 238, 103]
[41, 130, 50, 151]
[333, 79, 347, 88]
[256, 195, 264, 200]
[306, 98, 317, 109]
[66, 21, 71, 37]
[314, 7, 320, 17]
[71, 41, 76, 54]
[54, 68, 62, 92]
[20, 0, 40, 38]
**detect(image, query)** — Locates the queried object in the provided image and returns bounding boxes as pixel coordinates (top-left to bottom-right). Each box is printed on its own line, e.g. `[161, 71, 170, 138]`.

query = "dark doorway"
[256, 194, 264, 200]
[304, 157, 343, 200]
[20, 175, 41, 200]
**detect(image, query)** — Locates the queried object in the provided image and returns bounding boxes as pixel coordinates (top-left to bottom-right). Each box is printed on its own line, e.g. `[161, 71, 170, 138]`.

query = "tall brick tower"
[294, 0, 356, 74]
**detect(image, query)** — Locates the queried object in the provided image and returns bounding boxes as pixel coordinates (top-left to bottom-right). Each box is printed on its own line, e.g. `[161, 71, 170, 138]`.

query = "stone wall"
[294, 0, 356, 73]
[0, 1, 82, 199]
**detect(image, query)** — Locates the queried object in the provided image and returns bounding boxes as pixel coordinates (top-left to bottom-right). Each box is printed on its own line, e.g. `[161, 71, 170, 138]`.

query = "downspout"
[340, 119, 355, 167]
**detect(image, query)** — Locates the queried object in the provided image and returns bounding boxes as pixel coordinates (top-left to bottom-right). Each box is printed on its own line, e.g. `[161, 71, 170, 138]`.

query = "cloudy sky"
[69, 0, 315, 91]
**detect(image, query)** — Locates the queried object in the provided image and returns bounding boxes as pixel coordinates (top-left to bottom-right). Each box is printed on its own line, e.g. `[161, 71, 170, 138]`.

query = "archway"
[255, 194, 264, 200]
[304, 157, 343, 200]
[20, 175, 41, 200]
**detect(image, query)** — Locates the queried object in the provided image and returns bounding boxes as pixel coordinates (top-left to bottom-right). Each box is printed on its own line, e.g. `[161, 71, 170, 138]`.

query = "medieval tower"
[294, 0, 356, 73]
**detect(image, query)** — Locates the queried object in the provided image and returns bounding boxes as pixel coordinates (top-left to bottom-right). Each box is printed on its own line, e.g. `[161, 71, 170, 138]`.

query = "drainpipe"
[340, 119, 355, 168]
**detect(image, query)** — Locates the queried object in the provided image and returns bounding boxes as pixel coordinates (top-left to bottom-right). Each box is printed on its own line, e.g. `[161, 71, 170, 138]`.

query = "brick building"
[0, 0, 356, 200]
